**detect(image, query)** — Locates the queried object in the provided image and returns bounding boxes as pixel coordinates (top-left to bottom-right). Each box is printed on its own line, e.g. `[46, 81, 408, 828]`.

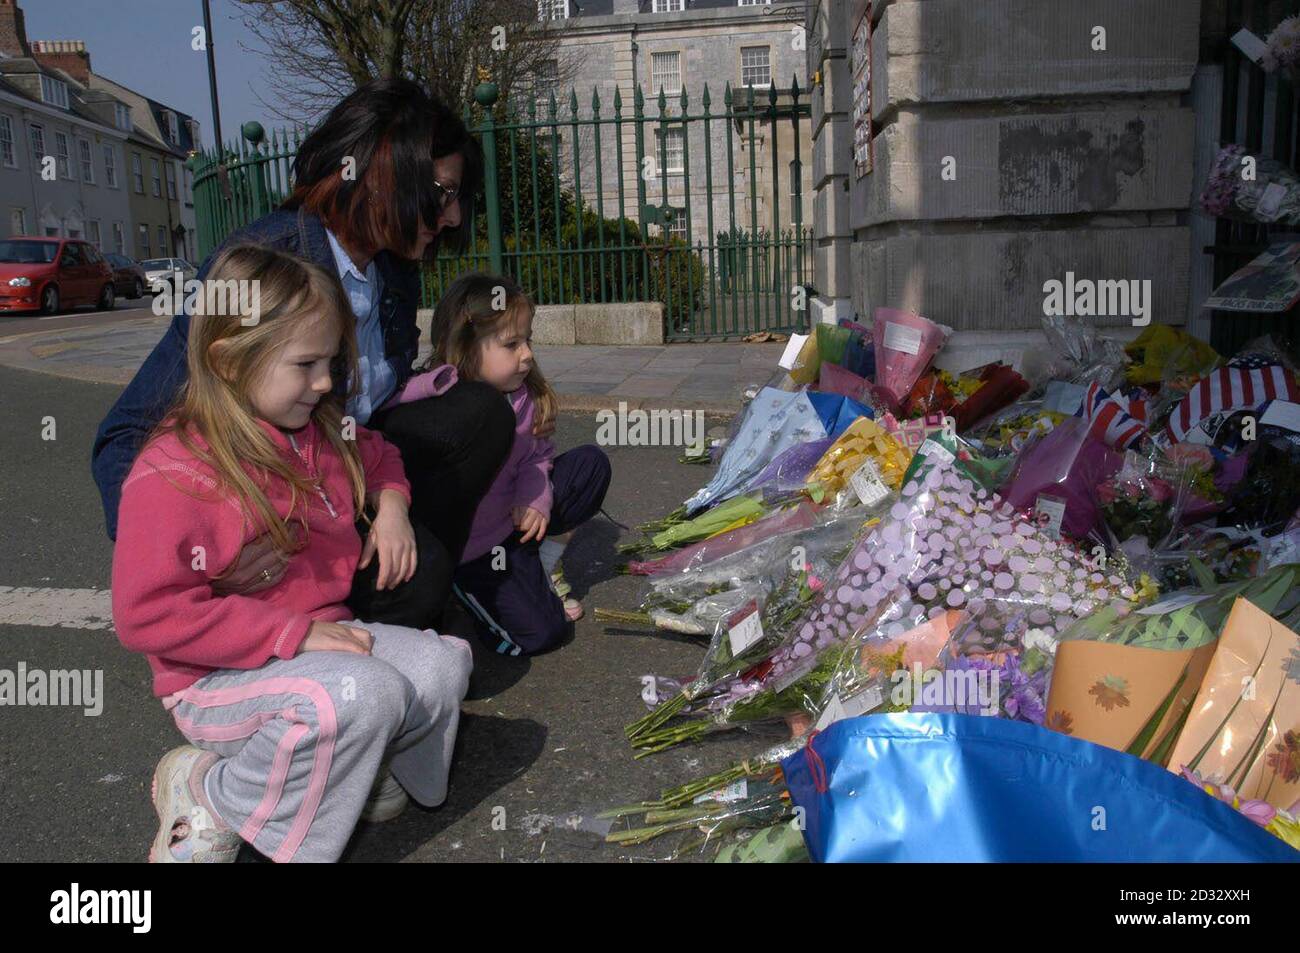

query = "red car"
[0, 236, 116, 315]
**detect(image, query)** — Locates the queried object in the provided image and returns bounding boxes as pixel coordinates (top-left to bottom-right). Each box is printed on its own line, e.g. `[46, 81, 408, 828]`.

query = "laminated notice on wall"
[851, 4, 873, 179]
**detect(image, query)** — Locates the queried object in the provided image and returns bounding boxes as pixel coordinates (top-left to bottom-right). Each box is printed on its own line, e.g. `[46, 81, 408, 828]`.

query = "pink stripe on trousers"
[172, 677, 339, 863]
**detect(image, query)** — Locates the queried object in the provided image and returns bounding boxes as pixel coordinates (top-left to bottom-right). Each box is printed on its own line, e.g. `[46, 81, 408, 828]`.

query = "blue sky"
[25, 0, 289, 150]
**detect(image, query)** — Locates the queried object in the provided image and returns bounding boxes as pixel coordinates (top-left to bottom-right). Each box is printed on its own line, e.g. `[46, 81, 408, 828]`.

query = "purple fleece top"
[389, 364, 554, 564]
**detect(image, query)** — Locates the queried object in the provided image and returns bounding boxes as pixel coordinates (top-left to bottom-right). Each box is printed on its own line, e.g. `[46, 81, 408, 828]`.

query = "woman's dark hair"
[283, 77, 482, 261]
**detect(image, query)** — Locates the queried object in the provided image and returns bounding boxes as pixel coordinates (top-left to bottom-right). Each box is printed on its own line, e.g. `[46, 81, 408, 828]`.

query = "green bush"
[422, 208, 705, 323]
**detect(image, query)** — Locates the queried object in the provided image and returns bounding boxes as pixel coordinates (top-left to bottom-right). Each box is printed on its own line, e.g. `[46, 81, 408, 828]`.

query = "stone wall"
[807, 0, 1202, 361]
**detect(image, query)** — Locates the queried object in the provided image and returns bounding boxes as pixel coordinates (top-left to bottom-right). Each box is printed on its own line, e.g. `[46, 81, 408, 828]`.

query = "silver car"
[141, 257, 198, 295]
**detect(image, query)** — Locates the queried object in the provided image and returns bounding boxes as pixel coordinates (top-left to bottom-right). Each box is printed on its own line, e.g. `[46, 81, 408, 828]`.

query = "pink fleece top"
[111, 418, 411, 698]
[391, 365, 553, 563]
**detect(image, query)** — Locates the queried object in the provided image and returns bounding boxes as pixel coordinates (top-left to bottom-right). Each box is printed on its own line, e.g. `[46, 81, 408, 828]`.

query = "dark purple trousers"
[452, 445, 611, 655]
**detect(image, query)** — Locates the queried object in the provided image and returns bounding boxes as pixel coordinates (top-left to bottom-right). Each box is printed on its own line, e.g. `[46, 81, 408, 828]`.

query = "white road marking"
[0, 587, 114, 630]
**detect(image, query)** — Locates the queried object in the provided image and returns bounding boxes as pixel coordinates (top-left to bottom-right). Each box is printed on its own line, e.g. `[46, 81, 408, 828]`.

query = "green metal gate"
[191, 81, 813, 341]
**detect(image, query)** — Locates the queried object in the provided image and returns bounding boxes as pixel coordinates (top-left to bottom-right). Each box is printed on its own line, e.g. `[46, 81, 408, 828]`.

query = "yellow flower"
[1134, 573, 1160, 604]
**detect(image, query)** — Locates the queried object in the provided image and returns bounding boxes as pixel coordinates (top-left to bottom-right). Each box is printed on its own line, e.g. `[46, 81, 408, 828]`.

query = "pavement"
[0, 309, 786, 863]
[0, 308, 787, 414]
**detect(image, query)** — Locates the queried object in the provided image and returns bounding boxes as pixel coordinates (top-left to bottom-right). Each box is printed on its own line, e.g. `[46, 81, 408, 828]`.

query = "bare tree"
[235, 0, 576, 126]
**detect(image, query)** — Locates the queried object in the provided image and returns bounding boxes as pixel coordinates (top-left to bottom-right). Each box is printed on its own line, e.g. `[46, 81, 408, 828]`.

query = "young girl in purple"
[386, 273, 611, 655]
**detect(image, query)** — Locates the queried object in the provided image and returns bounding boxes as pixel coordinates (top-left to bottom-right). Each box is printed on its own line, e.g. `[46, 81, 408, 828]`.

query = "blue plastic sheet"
[783, 713, 1299, 863]
[684, 387, 827, 515]
[806, 391, 873, 439]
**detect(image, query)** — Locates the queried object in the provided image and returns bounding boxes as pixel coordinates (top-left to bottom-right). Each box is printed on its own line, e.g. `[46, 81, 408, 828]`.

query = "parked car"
[140, 257, 197, 294]
[0, 236, 115, 315]
[104, 252, 149, 299]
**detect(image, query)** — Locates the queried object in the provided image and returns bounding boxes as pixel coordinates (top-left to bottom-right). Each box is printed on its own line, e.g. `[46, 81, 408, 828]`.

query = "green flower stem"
[625, 691, 691, 741]
[594, 608, 656, 627]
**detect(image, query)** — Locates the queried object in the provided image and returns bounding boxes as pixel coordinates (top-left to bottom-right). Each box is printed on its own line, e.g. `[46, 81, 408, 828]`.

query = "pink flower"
[1148, 479, 1173, 503]
[1238, 798, 1278, 826]
[1097, 483, 1119, 505]
[1179, 767, 1277, 827]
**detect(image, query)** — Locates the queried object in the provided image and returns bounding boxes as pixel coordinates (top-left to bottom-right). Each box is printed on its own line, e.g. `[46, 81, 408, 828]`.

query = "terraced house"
[0, 1, 130, 250]
[35, 43, 199, 264]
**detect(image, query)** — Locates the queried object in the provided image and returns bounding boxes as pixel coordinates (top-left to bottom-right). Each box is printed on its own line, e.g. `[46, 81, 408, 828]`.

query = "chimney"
[31, 39, 91, 85]
[0, 0, 31, 58]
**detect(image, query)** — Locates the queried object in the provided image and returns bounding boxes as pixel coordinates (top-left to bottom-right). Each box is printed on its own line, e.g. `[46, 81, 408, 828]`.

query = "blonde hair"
[147, 244, 368, 561]
[422, 272, 557, 429]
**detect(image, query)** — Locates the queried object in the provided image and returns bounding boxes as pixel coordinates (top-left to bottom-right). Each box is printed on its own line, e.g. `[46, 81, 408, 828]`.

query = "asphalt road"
[0, 300, 155, 340]
[0, 364, 767, 863]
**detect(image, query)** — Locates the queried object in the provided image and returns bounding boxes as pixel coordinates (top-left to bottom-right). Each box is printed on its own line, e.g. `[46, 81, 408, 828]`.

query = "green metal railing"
[190, 82, 812, 340]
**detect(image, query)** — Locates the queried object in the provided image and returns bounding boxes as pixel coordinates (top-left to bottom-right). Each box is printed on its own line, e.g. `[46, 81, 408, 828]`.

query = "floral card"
[1045, 639, 1216, 759]
[1167, 598, 1300, 810]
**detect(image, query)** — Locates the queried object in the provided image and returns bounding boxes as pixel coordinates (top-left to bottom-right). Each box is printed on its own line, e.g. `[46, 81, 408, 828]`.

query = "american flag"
[1166, 363, 1300, 443]
[1076, 381, 1148, 450]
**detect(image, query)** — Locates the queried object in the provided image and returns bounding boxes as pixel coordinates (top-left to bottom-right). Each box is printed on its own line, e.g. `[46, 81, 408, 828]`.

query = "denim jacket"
[90, 207, 422, 539]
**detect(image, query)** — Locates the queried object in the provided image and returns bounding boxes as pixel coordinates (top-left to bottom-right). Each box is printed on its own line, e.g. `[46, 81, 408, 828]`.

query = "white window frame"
[653, 0, 684, 10]
[53, 131, 71, 179]
[150, 157, 161, 196]
[112, 221, 125, 253]
[165, 161, 177, 200]
[737, 0, 771, 5]
[131, 152, 143, 192]
[741, 45, 772, 88]
[537, 0, 569, 20]
[157, 225, 167, 255]
[667, 207, 688, 241]
[115, 103, 132, 132]
[78, 137, 94, 183]
[183, 166, 193, 202]
[103, 144, 117, 188]
[10, 207, 26, 236]
[651, 51, 682, 96]
[0, 115, 14, 168]
[138, 223, 149, 257]
[164, 110, 179, 144]
[39, 75, 70, 109]
[88, 219, 101, 250]
[30, 123, 45, 169]
[659, 127, 685, 174]
[533, 58, 559, 99]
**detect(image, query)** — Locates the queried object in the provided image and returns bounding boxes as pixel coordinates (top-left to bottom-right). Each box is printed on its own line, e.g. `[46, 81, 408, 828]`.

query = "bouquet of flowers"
[1045, 563, 1300, 765]
[1093, 448, 1193, 571]
[872, 308, 951, 410]
[1201, 144, 1300, 225]
[1263, 15, 1300, 77]
[627, 436, 1134, 754]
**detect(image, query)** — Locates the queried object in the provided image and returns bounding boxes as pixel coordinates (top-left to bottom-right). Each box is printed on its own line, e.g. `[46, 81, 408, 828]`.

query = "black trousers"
[344, 380, 516, 629]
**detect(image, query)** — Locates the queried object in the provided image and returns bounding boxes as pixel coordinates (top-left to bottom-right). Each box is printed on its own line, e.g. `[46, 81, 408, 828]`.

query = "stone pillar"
[812, 0, 1201, 366]
[806, 0, 854, 325]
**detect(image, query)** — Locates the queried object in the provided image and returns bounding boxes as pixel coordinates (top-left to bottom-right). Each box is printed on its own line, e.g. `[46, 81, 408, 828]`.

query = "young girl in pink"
[111, 244, 472, 863]
[385, 273, 611, 655]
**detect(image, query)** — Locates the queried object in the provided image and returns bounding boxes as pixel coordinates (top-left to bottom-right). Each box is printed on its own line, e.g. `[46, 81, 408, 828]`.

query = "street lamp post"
[202, 0, 224, 154]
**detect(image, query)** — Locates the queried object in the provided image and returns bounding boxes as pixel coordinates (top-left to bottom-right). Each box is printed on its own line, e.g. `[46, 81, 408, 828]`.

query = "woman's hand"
[512, 505, 549, 543]
[299, 620, 373, 655]
[211, 533, 288, 595]
[360, 490, 417, 590]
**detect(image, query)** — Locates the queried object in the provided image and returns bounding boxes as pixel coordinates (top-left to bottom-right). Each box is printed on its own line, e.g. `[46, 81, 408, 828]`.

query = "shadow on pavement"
[338, 712, 548, 863]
